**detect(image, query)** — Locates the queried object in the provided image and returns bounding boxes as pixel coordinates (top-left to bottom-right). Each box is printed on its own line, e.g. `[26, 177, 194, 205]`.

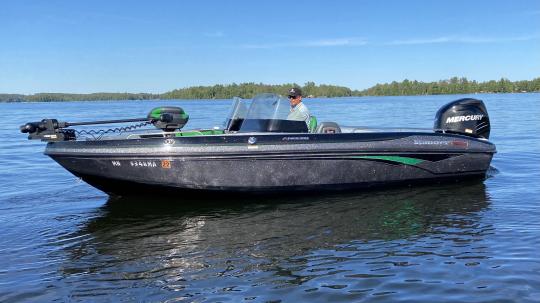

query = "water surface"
[1, 94, 539, 302]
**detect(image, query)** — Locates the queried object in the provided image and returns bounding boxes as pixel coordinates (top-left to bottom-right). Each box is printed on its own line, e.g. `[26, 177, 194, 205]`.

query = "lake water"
[1, 94, 539, 302]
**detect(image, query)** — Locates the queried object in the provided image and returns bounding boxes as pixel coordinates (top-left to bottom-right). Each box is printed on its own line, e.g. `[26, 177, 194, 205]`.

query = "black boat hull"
[45, 132, 496, 196]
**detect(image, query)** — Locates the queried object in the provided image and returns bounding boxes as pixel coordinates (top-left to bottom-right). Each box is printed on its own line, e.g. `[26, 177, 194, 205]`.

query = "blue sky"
[1, 0, 539, 94]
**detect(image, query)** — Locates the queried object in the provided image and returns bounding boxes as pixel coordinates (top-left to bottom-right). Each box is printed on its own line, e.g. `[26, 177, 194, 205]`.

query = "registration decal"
[130, 161, 157, 168]
[161, 160, 171, 169]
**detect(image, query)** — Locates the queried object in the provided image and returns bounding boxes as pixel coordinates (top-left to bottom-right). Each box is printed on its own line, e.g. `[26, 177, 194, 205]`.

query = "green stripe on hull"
[353, 155, 424, 165]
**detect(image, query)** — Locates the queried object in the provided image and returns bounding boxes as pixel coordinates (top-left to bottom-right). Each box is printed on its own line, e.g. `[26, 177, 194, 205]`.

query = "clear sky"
[1, 0, 539, 94]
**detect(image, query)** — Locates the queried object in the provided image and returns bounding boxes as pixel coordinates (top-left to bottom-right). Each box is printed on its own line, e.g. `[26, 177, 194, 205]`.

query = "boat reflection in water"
[60, 182, 493, 301]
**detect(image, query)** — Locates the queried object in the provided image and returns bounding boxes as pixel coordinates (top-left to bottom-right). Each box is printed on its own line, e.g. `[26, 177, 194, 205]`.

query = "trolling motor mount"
[20, 119, 76, 141]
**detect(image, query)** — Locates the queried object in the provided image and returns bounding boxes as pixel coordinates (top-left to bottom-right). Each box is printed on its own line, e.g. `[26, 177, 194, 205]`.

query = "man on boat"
[286, 87, 311, 126]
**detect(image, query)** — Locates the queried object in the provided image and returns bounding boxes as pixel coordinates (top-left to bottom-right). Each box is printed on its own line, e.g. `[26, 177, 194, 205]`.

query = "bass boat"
[20, 94, 496, 195]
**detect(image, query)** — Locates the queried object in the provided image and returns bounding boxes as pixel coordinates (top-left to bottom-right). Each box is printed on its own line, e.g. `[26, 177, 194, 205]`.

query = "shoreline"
[2, 91, 538, 103]
[2, 77, 539, 102]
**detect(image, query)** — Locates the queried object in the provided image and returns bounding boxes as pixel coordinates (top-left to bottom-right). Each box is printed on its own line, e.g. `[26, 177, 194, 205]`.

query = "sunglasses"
[288, 95, 297, 99]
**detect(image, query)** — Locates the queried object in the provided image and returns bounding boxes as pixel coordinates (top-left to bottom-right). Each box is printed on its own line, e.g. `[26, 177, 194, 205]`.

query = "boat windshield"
[226, 97, 251, 121]
[243, 93, 290, 120]
[224, 97, 251, 131]
[237, 93, 308, 133]
[224, 93, 308, 133]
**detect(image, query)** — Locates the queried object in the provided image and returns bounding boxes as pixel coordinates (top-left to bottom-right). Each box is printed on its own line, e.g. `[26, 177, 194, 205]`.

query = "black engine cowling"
[434, 98, 490, 139]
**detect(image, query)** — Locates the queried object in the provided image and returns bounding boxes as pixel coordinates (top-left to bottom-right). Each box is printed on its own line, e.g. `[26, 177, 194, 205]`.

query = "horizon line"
[2, 76, 539, 96]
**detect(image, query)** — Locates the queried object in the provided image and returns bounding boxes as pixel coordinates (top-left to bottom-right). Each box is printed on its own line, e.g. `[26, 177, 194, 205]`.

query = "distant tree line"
[360, 77, 540, 96]
[161, 82, 353, 99]
[0, 92, 159, 102]
[1, 77, 539, 102]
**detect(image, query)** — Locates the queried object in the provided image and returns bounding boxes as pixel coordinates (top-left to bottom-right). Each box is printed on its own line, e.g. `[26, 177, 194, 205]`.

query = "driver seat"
[308, 116, 318, 133]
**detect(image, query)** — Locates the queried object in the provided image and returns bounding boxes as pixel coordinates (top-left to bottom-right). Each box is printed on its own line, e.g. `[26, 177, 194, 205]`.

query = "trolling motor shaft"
[20, 106, 189, 142]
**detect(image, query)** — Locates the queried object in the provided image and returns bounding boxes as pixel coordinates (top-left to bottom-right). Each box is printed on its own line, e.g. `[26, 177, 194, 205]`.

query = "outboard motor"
[434, 98, 490, 139]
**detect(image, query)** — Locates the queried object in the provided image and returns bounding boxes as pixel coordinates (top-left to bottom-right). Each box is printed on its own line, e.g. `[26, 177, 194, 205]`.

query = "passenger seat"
[316, 122, 341, 134]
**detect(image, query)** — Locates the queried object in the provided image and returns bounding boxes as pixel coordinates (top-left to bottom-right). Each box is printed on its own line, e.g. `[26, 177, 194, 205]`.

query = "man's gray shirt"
[287, 102, 311, 125]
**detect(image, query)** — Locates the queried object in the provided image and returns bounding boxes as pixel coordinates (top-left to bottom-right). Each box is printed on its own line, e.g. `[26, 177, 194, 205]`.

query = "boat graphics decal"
[413, 140, 450, 145]
[65, 152, 462, 162]
[351, 155, 424, 165]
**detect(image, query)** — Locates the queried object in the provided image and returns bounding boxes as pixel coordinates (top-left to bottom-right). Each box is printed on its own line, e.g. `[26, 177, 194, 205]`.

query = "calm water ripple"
[1, 94, 540, 302]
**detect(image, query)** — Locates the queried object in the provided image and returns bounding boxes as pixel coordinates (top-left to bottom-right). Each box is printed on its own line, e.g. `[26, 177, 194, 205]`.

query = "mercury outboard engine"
[434, 98, 490, 139]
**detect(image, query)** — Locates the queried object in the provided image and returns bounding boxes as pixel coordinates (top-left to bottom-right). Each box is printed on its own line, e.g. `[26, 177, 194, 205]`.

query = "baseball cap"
[287, 87, 302, 98]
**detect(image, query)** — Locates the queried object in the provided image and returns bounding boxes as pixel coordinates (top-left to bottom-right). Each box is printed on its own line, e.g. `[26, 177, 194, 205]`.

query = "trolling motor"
[147, 107, 189, 132]
[20, 106, 189, 142]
